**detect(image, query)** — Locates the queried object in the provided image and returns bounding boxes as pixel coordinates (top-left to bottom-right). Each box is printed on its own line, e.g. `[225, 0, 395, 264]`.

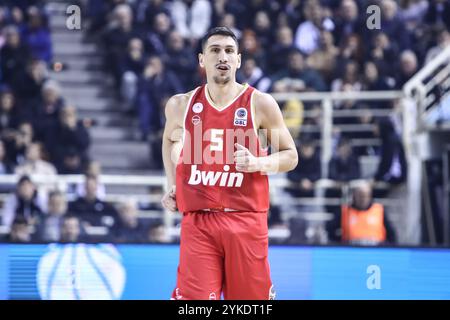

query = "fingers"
[161, 192, 177, 212]
[235, 157, 250, 166]
[234, 143, 247, 151]
[233, 150, 248, 157]
[163, 199, 177, 212]
[235, 164, 252, 172]
[234, 144, 256, 172]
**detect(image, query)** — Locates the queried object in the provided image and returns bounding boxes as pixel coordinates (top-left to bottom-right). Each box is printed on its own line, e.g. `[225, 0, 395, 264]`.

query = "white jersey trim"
[204, 83, 249, 112]
[182, 87, 200, 145]
[250, 89, 269, 153]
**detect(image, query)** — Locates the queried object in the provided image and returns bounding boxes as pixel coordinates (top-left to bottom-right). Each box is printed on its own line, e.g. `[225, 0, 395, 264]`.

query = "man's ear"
[198, 53, 204, 68]
[237, 53, 241, 69]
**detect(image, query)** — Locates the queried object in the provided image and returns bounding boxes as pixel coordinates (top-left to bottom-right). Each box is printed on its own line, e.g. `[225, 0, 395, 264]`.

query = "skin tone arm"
[161, 94, 188, 212]
[234, 91, 298, 173]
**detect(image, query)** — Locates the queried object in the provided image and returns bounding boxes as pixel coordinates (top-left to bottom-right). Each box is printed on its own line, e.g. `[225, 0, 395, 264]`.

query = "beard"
[213, 74, 231, 85]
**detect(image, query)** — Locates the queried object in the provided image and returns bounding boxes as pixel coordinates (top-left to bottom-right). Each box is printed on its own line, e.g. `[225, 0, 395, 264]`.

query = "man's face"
[64, 154, 81, 170]
[18, 181, 35, 200]
[254, 11, 270, 30]
[49, 194, 67, 216]
[128, 38, 143, 56]
[43, 88, 59, 105]
[28, 11, 42, 29]
[18, 123, 33, 145]
[365, 62, 378, 82]
[117, 9, 132, 29]
[60, 106, 77, 126]
[338, 143, 351, 159]
[320, 31, 333, 47]
[353, 185, 372, 209]
[85, 178, 98, 199]
[168, 31, 183, 51]
[62, 218, 80, 242]
[341, 0, 358, 21]
[311, 5, 323, 25]
[301, 144, 315, 158]
[288, 52, 304, 73]
[401, 55, 417, 75]
[154, 13, 170, 34]
[1, 93, 14, 111]
[199, 35, 241, 85]
[11, 223, 30, 242]
[381, 0, 397, 20]
[87, 161, 101, 176]
[119, 203, 137, 227]
[6, 30, 20, 47]
[243, 59, 256, 77]
[242, 34, 257, 52]
[148, 56, 163, 75]
[277, 27, 293, 46]
[148, 225, 167, 243]
[26, 143, 40, 161]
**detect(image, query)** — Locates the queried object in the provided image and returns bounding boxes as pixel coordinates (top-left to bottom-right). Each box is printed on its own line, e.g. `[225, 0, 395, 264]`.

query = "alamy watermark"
[366, 265, 381, 290]
[66, 5, 81, 30]
[366, 5, 381, 30]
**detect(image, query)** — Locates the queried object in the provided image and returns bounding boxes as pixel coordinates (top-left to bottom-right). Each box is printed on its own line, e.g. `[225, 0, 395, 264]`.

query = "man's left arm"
[234, 91, 298, 174]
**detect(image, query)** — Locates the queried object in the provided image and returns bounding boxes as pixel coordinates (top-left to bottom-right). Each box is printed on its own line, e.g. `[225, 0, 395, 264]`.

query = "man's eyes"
[210, 48, 234, 53]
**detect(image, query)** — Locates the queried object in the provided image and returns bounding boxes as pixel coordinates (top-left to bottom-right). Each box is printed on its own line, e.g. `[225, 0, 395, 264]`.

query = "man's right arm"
[161, 93, 189, 212]
[162, 94, 187, 188]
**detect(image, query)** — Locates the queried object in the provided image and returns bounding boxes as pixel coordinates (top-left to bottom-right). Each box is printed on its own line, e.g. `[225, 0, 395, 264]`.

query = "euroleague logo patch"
[234, 107, 247, 126]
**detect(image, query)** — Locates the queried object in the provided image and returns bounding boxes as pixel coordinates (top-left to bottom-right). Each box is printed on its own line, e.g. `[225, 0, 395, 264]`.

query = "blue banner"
[0, 244, 449, 300]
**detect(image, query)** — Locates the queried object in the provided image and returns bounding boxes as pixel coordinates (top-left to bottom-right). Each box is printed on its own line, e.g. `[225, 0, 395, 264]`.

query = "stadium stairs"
[46, 1, 157, 195]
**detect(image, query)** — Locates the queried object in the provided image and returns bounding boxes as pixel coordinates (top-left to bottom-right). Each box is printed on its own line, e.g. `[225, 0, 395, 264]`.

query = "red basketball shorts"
[171, 210, 274, 300]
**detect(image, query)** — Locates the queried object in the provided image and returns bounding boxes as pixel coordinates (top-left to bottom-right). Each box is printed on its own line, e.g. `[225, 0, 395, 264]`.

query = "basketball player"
[161, 27, 298, 300]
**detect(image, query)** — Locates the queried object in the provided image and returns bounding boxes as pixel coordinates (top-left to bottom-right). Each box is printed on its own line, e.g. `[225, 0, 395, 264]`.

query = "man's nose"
[218, 50, 228, 63]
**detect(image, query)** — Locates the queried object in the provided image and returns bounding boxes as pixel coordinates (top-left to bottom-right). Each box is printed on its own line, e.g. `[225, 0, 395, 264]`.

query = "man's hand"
[234, 143, 261, 173]
[161, 185, 177, 212]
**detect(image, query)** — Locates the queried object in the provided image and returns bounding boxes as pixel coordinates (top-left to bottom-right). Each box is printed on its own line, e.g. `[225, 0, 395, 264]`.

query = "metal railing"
[404, 45, 450, 130]
[0, 90, 415, 243]
[402, 44, 450, 246]
[271, 90, 403, 179]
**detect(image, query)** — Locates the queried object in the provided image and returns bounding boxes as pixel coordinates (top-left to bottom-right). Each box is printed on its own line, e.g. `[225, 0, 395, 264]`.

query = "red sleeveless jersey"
[175, 84, 269, 213]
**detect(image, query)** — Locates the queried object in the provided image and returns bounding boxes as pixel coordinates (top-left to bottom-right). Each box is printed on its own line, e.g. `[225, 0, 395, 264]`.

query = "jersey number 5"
[210, 129, 224, 151]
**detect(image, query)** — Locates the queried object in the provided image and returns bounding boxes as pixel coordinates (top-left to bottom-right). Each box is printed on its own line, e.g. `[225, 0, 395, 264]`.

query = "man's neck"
[206, 81, 244, 109]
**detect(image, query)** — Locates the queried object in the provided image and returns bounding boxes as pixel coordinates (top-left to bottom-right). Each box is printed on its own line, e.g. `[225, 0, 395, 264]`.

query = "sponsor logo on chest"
[188, 165, 244, 187]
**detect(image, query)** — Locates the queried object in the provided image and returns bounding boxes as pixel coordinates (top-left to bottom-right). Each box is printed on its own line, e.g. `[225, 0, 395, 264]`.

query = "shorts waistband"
[198, 208, 239, 213]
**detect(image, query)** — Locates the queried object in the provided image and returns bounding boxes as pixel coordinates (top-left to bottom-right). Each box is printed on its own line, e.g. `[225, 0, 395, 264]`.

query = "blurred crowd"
[0, 1, 92, 175]
[0, 172, 168, 244]
[0, 0, 449, 245]
[85, 0, 449, 245]
[0, 1, 174, 244]
[86, 0, 450, 148]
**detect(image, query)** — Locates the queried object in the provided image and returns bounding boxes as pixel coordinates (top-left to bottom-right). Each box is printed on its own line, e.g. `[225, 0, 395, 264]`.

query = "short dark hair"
[337, 137, 351, 148]
[63, 214, 79, 222]
[289, 47, 303, 57]
[85, 173, 98, 182]
[17, 175, 32, 186]
[49, 190, 64, 199]
[201, 27, 238, 52]
[12, 216, 29, 226]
